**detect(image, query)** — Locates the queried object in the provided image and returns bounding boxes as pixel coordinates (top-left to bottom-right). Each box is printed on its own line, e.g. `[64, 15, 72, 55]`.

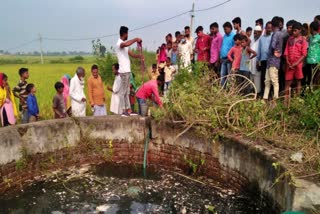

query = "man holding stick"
[115, 26, 143, 117]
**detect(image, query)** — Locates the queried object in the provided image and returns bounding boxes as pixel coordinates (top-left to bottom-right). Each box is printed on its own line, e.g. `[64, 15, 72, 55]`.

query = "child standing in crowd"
[158, 63, 166, 95]
[149, 64, 160, 80]
[171, 42, 179, 74]
[280, 20, 296, 95]
[129, 84, 136, 112]
[26, 83, 39, 122]
[158, 43, 167, 64]
[246, 27, 253, 38]
[52, 82, 66, 119]
[13, 68, 29, 123]
[306, 21, 320, 88]
[239, 36, 257, 94]
[174, 31, 181, 43]
[228, 34, 244, 74]
[0, 73, 18, 126]
[164, 57, 176, 95]
[108, 63, 122, 115]
[284, 22, 308, 107]
[129, 73, 137, 113]
[166, 41, 173, 56]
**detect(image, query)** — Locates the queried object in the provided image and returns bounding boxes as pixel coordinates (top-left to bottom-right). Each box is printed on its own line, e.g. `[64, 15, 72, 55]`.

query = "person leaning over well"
[135, 77, 163, 116]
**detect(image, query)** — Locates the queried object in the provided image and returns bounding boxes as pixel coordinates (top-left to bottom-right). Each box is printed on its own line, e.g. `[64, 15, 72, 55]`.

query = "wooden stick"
[247, 123, 274, 137]
[296, 172, 320, 179]
[174, 172, 224, 191]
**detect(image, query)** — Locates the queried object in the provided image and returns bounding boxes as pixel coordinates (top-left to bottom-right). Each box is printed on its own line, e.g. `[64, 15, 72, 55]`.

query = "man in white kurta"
[109, 63, 122, 114]
[69, 67, 86, 117]
[250, 26, 263, 94]
[178, 36, 193, 71]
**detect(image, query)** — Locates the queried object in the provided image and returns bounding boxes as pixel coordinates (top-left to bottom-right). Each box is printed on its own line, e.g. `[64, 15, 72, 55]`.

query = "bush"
[93, 50, 156, 86]
[291, 89, 320, 129]
[96, 52, 117, 85]
[0, 59, 27, 64]
[154, 63, 320, 177]
[49, 58, 65, 64]
[157, 62, 320, 136]
[69, 55, 84, 63]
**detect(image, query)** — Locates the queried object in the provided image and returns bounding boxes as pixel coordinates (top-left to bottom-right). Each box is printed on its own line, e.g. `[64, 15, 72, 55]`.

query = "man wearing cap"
[178, 35, 193, 71]
[194, 26, 211, 63]
[250, 25, 263, 94]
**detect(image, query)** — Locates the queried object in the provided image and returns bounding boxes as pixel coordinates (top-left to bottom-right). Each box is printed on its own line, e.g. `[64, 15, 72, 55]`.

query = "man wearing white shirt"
[108, 63, 122, 115]
[178, 35, 193, 71]
[251, 25, 263, 94]
[69, 67, 86, 117]
[115, 26, 142, 117]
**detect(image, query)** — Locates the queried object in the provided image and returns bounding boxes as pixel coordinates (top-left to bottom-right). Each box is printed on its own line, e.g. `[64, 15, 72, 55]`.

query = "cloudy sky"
[1, 0, 319, 53]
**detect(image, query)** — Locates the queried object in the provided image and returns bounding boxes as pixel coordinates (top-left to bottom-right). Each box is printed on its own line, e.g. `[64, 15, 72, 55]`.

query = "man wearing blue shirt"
[220, 22, 235, 87]
[257, 21, 273, 96]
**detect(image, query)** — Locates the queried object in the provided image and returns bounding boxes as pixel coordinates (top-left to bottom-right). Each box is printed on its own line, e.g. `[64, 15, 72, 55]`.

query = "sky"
[1, 0, 319, 53]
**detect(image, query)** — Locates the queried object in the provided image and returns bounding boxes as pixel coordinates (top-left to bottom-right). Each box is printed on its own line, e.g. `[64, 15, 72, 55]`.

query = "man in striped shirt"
[13, 68, 29, 123]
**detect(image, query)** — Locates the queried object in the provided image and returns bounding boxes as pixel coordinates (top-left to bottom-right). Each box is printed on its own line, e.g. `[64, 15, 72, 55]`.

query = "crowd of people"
[0, 14, 320, 126]
[155, 15, 320, 106]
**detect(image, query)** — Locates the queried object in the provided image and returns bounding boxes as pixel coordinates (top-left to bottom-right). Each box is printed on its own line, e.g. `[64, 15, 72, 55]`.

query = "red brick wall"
[0, 138, 248, 195]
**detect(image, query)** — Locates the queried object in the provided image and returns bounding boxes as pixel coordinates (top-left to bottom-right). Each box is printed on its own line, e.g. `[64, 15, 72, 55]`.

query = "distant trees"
[92, 39, 106, 57]
[1, 51, 91, 56]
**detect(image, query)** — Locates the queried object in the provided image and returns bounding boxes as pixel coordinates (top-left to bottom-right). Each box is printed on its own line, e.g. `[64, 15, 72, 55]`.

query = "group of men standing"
[69, 26, 144, 118]
[160, 15, 320, 105]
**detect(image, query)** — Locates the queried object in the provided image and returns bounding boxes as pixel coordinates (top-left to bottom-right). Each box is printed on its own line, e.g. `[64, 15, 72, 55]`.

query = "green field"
[0, 55, 96, 65]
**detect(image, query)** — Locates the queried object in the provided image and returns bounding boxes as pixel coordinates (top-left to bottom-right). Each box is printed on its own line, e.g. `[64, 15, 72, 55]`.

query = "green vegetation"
[0, 55, 96, 65]
[15, 146, 29, 171]
[183, 155, 205, 174]
[153, 63, 320, 178]
[69, 55, 85, 63]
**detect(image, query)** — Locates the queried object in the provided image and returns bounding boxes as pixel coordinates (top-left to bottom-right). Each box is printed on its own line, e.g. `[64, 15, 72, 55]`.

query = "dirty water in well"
[0, 164, 280, 214]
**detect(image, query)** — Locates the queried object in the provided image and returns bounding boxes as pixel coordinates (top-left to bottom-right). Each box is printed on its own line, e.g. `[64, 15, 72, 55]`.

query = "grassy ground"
[153, 63, 320, 180]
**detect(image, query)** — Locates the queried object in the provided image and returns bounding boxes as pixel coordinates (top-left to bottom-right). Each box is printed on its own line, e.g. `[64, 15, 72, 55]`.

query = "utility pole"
[38, 33, 44, 64]
[190, 1, 195, 34]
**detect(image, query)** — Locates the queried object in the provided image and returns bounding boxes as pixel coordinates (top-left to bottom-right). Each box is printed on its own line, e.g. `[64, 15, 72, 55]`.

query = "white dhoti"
[69, 75, 86, 117]
[110, 75, 122, 115]
[71, 100, 86, 117]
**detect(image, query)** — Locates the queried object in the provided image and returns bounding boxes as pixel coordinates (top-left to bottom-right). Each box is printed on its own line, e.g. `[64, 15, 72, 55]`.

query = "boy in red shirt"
[284, 22, 308, 107]
[227, 34, 244, 74]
